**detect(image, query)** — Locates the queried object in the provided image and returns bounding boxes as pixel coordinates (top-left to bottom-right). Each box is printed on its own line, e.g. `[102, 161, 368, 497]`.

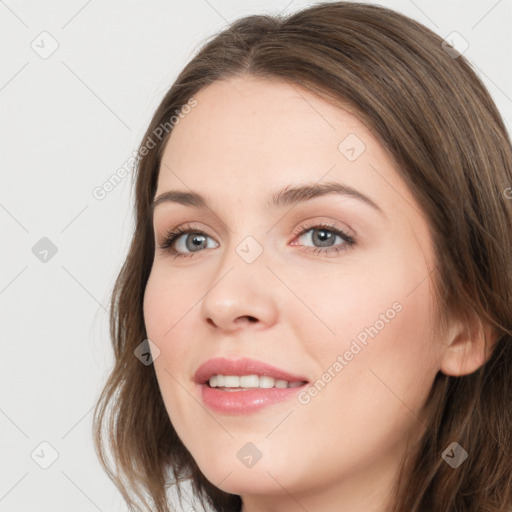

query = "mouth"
[194, 357, 310, 414]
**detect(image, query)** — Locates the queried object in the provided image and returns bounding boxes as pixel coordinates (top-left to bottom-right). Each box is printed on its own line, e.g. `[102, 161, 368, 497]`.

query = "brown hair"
[93, 2, 512, 511]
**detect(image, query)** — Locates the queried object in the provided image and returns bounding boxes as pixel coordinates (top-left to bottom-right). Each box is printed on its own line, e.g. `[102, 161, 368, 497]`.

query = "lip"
[194, 357, 309, 415]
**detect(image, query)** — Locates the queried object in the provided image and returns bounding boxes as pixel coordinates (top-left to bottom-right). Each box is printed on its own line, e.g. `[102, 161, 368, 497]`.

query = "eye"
[157, 221, 356, 259]
[292, 221, 355, 256]
[157, 223, 218, 259]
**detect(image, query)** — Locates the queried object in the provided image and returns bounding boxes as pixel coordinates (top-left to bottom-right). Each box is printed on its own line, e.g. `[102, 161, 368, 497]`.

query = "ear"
[440, 309, 498, 377]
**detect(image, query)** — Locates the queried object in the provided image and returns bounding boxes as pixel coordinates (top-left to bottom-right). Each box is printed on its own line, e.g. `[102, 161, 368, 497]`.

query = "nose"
[200, 257, 279, 333]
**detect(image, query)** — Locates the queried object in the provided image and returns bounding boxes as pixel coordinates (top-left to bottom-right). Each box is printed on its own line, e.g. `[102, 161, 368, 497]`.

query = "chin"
[194, 451, 296, 496]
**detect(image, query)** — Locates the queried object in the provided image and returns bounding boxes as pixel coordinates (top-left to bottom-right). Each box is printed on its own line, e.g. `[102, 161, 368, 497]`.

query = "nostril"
[235, 315, 258, 324]
[206, 316, 258, 327]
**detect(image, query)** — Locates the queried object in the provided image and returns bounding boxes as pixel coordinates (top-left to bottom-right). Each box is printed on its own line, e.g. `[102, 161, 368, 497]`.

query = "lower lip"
[199, 383, 308, 414]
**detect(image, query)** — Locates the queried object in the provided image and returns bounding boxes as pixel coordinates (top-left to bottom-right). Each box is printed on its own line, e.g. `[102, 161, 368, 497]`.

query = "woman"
[93, 2, 512, 511]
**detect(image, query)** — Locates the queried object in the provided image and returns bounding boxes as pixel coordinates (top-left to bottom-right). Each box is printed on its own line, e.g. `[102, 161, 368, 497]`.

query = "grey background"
[1, 0, 511, 510]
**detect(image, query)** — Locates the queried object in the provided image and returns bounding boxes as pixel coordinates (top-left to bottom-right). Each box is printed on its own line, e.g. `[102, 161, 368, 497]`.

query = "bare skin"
[143, 75, 493, 512]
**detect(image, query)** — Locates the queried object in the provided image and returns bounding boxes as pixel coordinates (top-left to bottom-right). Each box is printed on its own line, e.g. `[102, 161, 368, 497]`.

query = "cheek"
[142, 267, 202, 426]
[292, 252, 439, 409]
[289, 259, 432, 345]
[142, 266, 198, 389]
[143, 265, 200, 340]
[281, 265, 438, 474]
[143, 270, 169, 340]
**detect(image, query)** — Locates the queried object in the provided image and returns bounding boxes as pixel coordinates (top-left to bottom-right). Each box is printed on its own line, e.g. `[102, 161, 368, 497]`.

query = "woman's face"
[143, 75, 445, 510]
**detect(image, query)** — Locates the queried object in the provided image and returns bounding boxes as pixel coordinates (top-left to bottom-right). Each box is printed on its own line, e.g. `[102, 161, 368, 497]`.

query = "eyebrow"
[151, 181, 384, 217]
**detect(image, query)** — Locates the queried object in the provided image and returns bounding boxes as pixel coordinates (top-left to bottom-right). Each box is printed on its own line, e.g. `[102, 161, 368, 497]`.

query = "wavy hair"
[93, 2, 512, 511]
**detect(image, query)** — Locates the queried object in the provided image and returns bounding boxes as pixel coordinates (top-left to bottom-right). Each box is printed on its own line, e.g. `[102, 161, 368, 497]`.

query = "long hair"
[93, 2, 512, 511]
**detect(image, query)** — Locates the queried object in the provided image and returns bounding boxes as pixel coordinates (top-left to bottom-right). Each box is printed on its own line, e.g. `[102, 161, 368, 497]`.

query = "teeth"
[259, 376, 275, 388]
[223, 375, 239, 387]
[240, 375, 259, 387]
[208, 374, 305, 389]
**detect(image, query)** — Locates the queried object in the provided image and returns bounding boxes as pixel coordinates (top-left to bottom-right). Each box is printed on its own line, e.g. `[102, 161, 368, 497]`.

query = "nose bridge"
[217, 210, 270, 273]
[199, 229, 279, 330]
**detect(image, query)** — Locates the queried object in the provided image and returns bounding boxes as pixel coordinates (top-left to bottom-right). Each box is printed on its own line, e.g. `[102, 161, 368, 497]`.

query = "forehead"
[156, 75, 422, 226]
[162, 76, 371, 169]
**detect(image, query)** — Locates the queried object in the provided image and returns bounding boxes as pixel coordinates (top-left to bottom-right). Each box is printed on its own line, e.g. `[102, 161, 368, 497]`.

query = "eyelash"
[157, 221, 356, 260]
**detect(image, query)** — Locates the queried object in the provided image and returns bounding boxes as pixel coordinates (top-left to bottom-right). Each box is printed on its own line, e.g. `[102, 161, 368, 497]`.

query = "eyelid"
[157, 222, 217, 250]
[290, 217, 356, 240]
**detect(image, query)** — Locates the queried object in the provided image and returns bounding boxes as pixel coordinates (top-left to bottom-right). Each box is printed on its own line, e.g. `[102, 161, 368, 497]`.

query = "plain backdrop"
[1, 0, 511, 510]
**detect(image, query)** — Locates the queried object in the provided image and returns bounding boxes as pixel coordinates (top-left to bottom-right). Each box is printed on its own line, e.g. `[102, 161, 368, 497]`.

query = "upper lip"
[193, 357, 309, 384]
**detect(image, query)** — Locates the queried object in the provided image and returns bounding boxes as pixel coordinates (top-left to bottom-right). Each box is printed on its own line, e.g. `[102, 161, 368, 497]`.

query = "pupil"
[188, 234, 205, 251]
[314, 229, 334, 247]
